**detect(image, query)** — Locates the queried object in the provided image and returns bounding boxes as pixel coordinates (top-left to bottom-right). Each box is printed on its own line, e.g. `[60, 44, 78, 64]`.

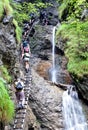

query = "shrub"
[0, 79, 14, 125]
[3, 0, 13, 16]
[0, 1, 4, 20]
[56, 21, 88, 78]
[0, 66, 11, 83]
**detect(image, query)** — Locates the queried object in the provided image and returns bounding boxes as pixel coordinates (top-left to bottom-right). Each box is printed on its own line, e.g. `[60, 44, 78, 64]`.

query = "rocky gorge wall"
[28, 3, 88, 128]
[0, 16, 18, 74]
[28, 21, 73, 130]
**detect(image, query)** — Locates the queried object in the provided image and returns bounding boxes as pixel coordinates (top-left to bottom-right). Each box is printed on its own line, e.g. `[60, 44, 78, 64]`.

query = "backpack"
[24, 47, 29, 53]
[16, 82, 23, 90]
[23, 41, 28, 48]
[24, 53, 30, 58]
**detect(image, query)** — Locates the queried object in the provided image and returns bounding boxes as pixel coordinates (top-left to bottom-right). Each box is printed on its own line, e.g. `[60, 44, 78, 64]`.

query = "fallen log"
[48, 81, 72, 90]
[54, 82, 68, 90]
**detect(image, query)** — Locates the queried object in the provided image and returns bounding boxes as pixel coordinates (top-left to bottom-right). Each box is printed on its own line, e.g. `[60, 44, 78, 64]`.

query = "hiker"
[14, 78, 25, 109]
[21, 40, 29, 53]
[21, 40, 29, 54]
[24, 22, 30, 32]
[22, 31, 27, 40]
[42, 12, 48, 25]
[40, 10, 48, 25]
[21, 40, 31, 54]
[23, 52, 30, 73]
[21, 37, 31, 73]
[29, 12, 35, 26]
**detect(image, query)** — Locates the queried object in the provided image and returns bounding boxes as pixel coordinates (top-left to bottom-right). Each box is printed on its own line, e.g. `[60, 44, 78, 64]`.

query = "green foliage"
[10, 1, 37, 26]
[0, 1, 4, 20]
[58, 0, 69, 19]
[56, 0, 88, 78]
[58, 0, 88, 20]
[56, 21, 88, 78]
[10, 1, 51, 26]
[3, 0, 13, 16]
[0, 0, 21, 43]
[13, 19, 22, 44]
[0, 0, 13, 18]
[34, 2, 52, 9]
[0, 79, 14, 123]
[10, 0, 51, 42]
[0, 66, 11, 83]
[0, 0, 13, 20]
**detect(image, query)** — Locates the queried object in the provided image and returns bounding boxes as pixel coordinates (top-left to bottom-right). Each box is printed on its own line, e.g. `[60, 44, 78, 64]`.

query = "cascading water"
[52, 26, 56, 83]
[62, 86, 88, 130]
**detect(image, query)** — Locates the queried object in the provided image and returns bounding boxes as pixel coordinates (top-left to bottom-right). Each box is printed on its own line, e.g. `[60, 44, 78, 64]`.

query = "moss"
[56, 21, 88, 78]
[3, 0, 13, 16]
[13, 19, 22, 44]
[0, 79, 14, 123]
[58, 1, 68, 19]
[0, 65, 11, 83]
[0, 0, 13, 17]
[0, 1, 4, 20]
[0, 0, 22, 43]
[58, 0, 88, 21]
[11, 1, 37, 26]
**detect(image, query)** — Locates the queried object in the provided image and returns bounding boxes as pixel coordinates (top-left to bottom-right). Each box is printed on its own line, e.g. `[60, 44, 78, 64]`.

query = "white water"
[52, 26, 56, 83]
[62, 88, 88, 130]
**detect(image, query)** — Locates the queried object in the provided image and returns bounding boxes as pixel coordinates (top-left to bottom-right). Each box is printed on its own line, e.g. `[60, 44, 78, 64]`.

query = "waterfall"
[62, 86, 88, 130]
[51, 26, 56, 83]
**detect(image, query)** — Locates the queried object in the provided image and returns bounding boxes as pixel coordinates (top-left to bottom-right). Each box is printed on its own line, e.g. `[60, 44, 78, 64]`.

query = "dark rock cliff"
[0, 17, 19, 78]
[0, 16, 19, 77]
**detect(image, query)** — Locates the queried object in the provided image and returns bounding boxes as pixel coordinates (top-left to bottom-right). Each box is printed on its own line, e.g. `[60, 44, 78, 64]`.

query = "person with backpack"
[21, 40, 31, 73]
[21, 40, 30, 56]
[29, 12, 35, 26]
[39, 10, 48, 25]
[23, 52, 30, 73]
[14, 78, 25, 109]
[22, 50, 31, 73]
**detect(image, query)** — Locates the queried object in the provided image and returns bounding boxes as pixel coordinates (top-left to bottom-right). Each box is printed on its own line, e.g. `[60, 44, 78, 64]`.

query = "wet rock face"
[30, 25, 72, 85]
[25, 106, 41, 130]
[0, 18, 18, 69]
[29, 69, 64, 130]
[75, 76, 88, 102]
[54, 56, 73, 84]
[29, 23, 73, 129]
[36, 61, 52, 80]
[30, 25, 52, 56]
[46, 6, 59, 26]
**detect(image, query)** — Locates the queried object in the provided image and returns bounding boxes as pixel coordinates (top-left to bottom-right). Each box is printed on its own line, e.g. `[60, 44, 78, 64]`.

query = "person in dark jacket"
[39, 10, 48, 25]
[14, 78, 25, 109]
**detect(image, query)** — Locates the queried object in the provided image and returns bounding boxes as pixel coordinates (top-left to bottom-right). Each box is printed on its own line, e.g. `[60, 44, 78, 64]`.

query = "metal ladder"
[12, 70, 32, 130]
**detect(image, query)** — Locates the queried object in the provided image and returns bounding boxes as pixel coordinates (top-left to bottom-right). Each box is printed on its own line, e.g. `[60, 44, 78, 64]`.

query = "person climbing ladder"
[21, 40, 31, 73]
[14, 78, 25, 109]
